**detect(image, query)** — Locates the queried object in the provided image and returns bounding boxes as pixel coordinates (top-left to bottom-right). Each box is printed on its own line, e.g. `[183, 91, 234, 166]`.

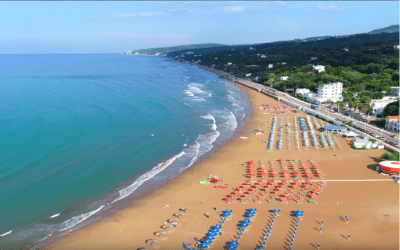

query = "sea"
[0, 54, 252, 248]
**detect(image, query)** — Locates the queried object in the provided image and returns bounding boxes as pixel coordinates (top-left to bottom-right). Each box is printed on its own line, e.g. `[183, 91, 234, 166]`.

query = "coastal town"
[2, 2, 399, 249]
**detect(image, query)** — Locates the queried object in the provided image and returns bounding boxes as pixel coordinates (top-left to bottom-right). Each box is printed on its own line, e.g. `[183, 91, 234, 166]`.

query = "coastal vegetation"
[383, 152, 400, 161]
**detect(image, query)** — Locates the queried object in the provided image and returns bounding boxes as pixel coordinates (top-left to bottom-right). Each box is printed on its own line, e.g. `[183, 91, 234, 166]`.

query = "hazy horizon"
[0, 1, 398, 54]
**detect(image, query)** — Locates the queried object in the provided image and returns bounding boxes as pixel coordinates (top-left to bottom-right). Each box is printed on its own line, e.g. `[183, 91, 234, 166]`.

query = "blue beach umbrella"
[203, 240, 212, 245]
[247, 214, 254, 218]
[250, 208, 257, 211]
[244, 219, 251, 223]
[215, 225, 222, 229]
[227, 246, 237, 250]
[210, 229, 219, 233]
[206, 236, 215, 241]
[229, 241, 239, 246]
[267, 233, 271, 237]
[209, 232, 217, 237]
[273, 209, 281, 213]
[199, 244, 208, 249]
[241, 223, 249, 227]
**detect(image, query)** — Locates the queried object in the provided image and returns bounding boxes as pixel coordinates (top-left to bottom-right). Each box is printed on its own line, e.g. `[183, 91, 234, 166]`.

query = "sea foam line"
[50, 213, 60, 218]
[0, 230, 12, 237]
[201, 114, 217, 131]
[60, 205, 105, 231]
[112, 151, 186, 204]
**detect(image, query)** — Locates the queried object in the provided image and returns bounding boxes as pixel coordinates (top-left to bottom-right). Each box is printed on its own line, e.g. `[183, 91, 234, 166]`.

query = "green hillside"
[368, 25, 399, 34]
[127, 43, 227, 55]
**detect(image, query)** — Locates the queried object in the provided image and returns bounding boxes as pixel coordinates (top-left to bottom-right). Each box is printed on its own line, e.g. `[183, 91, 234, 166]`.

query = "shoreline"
[34, 81, 258, 250]
[38, 66, 399, 249]
[28, 75, 253, 249]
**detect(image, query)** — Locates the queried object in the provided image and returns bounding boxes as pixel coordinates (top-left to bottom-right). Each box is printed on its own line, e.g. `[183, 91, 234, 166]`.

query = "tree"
[383, 101, 400, 117]
[360, 96, 372, 105]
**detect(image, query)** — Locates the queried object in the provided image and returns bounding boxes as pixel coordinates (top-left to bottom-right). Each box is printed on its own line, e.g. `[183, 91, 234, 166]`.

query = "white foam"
[112, 151, 186, 204]
[201, 114, 217, 132]
[208, 93, 212, 97]
[60, 205, 105, 231]
[188, 85, 206, 94]
[192, 97, 206, 101]
[183, 144, 187, 147]
[0, 230, 12, 237]
[227, 95, 235, 101]
[50, 213, 60, 218]
[184, 90, 194, 97]
[221, 111, 237, 132]
[232, 103, 239, 107]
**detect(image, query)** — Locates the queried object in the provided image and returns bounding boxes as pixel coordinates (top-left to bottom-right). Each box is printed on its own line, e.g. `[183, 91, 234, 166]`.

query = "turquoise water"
[0, 54, 251, 248]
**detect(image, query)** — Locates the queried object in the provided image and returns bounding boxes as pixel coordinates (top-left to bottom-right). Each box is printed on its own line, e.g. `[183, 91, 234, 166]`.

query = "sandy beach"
[42, 83, 399, 250]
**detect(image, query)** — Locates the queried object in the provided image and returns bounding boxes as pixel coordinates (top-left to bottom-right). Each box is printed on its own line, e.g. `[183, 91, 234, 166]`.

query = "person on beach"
[115, 218, 119, 223]
[345, 215, 348, 222]
[205, 213, 209, 218]
[348, 234, 351, 240]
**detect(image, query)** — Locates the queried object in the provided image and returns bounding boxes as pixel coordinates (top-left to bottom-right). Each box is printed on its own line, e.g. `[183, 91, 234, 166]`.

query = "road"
[195, 64, 399, 152]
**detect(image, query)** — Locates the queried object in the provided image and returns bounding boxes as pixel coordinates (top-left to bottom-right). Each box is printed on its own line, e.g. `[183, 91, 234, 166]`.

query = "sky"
[0, 1, 398, 54]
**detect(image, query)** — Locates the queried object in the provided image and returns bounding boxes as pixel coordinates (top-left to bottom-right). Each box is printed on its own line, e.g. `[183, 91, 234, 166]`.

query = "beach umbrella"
[168, 218, 179, 223]
[211, 179, 219, 183]
[174, 213, 184, 218]
[210, 228, 219, 233]
[206, 236, 215, 241]
[199, 244, 209, 249]
[244, 219, 251, 223]
[203, 240, 212, 245]
[227, 246, 237, 250]
[180, 207, 190, 212]
[146, 239, 158, 246]
[273, 209, 281, 213]
[240, 223, 249, 227]
[208, 232, 217, 237]
[246, 214, 254, 218]
[214, 225, 222, 229]
[154, 231, 165, 237]
[161, 225, 173, 230]
[230, 241, 239, 246]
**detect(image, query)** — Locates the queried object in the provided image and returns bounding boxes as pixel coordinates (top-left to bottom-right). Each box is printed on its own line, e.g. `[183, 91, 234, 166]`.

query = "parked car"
[391, 134, 397, 138]
[379, 136, 385, 140]
[370, 133, 376, 137]
[389, 142, 396, 146]
[386, 140, 391, 143]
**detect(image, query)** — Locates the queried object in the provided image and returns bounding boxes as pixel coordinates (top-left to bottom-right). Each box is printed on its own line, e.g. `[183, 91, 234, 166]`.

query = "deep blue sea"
[0, 54, 251, 248]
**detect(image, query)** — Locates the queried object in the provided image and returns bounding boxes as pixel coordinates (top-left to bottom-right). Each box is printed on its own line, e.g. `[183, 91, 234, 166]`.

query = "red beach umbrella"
[211, 179, 219, 183]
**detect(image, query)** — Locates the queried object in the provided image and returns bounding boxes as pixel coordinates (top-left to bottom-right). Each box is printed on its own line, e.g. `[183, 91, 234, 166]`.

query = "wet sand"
[42, 83, 399, 250]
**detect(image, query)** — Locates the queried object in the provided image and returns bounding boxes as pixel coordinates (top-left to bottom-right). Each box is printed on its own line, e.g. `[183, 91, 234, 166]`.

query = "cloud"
[223, 6, 245, 13]
[318, 4, 346, 11]
[111, 12, 163, 18]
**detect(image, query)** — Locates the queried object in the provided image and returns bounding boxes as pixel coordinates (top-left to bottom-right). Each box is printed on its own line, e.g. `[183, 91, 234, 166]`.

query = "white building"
[385, 116, 400, 132]
[304, 92, 317, 102]
[281, 62, 287, 65]
[314, 82, 343, 103]
[391, 87, 400, 98]
[261, 54, 267, 58]
[245, 73, 252, 78]
[280, 76, 289, 81]
[295, 88, 310, 97]
[370, 97, 398, 115]
[312, 65, 325, 73]
[227, 62, 232, 66]
[268, 64, 274, 69]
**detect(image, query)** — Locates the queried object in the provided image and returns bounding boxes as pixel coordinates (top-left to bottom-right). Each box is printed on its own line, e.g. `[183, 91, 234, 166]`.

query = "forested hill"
[167, 32, 398, 79]
[127, 43, 227, 55]
[368, 25, 399, 34]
